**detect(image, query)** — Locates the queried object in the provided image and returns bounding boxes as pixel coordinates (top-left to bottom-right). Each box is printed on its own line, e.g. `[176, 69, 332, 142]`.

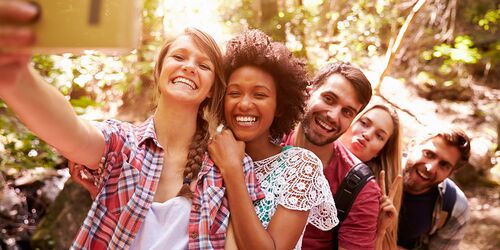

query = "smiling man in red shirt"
[283, 61, 378, 250]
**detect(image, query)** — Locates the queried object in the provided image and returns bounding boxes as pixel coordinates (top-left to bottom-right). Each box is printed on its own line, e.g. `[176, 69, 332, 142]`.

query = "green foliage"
[416, 0, 499, 94]
[0, 105, 62, 170]
[476, 4, 500, 31]
[219, 0, 401, 70]
[423, 36, 482, 74]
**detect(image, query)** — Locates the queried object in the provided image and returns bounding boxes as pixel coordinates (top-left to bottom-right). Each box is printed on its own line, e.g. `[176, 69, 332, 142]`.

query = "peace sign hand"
[377, 170, 402, 234]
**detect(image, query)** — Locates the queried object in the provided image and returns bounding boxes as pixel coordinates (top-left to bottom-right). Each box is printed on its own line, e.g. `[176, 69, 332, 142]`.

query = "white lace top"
[253, 146, 338, 249]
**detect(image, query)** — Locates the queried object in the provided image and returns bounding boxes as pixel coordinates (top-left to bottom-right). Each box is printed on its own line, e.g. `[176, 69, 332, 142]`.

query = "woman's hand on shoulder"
[207, 128, 245, 177]
[69, 162, 99, 199]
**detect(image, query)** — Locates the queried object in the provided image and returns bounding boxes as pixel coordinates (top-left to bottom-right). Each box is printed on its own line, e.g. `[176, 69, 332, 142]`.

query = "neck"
[153, 96, 199, 150]
[294, 123, 334, 166]
[245, 137, 281, 161]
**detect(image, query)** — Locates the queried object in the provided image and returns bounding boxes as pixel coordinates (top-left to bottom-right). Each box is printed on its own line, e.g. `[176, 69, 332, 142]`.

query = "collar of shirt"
[136, 117, 162, 148]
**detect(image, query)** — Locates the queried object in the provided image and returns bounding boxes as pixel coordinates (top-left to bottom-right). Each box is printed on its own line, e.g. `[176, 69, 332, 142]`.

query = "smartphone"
[28, 0, 142, 55]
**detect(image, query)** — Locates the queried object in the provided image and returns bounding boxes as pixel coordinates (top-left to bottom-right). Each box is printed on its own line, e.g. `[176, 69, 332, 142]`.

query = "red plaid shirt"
[71, 118, 264, 250]
[189, 155, 265, 249]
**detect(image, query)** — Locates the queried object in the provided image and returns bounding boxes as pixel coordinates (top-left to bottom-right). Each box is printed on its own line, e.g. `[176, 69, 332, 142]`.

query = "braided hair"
[154, 28, 225, 198]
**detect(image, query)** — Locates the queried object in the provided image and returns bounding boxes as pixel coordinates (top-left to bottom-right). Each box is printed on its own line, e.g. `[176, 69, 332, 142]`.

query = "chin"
[232, 132, 253, 142]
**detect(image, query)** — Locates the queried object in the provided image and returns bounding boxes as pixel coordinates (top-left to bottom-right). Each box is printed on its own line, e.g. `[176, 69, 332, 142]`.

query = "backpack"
[332, 162, 375, 249]
[431, 178, 457, 232]
[415, 178, 458, 248]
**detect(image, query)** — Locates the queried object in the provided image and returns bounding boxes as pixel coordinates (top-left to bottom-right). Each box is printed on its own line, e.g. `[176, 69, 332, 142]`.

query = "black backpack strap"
[332, 162, 375, 249]
[442, 179, 457, 225]
[335, 162, 375, 222]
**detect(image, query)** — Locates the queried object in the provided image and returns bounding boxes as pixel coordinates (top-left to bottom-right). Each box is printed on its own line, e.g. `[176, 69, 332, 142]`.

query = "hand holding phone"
[0, 1, 38, 88]
[1, 0, 142, 55]
[0, 0, 38, 48]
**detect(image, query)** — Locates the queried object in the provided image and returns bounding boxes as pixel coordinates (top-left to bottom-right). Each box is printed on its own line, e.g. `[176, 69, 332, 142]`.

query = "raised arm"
[0, 1, 105, 168]
[208, 129, 309, 250]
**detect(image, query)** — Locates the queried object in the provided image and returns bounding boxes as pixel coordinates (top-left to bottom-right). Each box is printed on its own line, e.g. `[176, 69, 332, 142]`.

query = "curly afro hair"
[224, 29, 309, 140]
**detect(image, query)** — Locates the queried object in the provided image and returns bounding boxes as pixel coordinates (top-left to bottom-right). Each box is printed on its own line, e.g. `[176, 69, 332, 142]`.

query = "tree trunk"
[260, 0, 286, 41]
[374, 0, 428, 94]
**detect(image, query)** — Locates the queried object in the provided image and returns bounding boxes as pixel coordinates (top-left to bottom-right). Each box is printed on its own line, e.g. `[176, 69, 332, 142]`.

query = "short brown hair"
[311, 61, 372, 112]
[416, 127, 471, 168]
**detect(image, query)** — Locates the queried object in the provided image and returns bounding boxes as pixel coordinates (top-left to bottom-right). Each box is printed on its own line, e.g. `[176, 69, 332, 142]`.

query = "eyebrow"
[324, 91, 359, 113]
[377, 129, 389, 136]
[439, 159, 453, 168]
[371, 119, 389, 135]
[169, 47, 212, 62]
[254, 84, 272, 92]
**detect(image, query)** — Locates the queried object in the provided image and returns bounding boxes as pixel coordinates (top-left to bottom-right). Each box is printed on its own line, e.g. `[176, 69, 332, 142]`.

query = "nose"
[424, 160, 439, 173]
[326, 106, 341, 124]
[362, 128, 376, 142]
[237, 95, 252, 111]
[362, 132, 370, 141]
[182, 61, 195, 74]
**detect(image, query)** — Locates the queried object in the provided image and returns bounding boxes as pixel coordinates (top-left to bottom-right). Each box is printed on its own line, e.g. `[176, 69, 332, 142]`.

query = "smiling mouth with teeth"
[416, 168, 431, 180]
[235, 116, 258, 126]
[172, 77, 197, 90]
[315, 117, 334, 132]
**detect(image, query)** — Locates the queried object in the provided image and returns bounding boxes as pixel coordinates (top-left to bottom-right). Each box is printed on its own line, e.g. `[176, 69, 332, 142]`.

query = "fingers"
[0, 1, 39, 23]
[378, 170, 386, 196]
[69, 163, 99, 199]
[382, 205, 396, 214]
[0, 1, 38, 50]
[388, 174, 402, 200]
[208, 124, 228, 145]
[210, 128, 235, 142]
[0, 26, 35, 47]
[215, 124, 224, 134]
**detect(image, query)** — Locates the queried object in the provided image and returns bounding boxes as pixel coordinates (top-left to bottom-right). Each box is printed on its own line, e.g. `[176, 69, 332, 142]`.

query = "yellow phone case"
[31, 0, 142, 55]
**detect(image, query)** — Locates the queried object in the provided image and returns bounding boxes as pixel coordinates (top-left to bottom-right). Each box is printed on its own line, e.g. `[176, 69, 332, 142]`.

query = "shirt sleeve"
[338, 179, 381, 250]
[241, 154, 266, 201]
[428, 189, 469, 249]
[69, 119, 126, 190]
[278, 148, 339, 231]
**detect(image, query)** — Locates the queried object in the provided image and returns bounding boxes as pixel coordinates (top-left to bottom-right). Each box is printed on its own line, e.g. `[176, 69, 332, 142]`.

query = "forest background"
[0, 0, 498, 249]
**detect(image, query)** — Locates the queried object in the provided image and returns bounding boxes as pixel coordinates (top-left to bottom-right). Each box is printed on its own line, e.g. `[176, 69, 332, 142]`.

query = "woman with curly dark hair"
[207, 29, 338, 249]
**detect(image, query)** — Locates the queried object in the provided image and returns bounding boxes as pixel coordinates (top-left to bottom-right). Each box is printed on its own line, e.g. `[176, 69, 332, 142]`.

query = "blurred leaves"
[423, 36, 482, 75]
[0, 106, 63, 170]
[476, 4, 499, 31]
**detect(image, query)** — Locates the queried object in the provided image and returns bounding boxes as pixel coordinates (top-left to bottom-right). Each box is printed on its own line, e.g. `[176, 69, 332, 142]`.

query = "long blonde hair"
[154, 28, 226, 198]
[361, 104, 403, 250]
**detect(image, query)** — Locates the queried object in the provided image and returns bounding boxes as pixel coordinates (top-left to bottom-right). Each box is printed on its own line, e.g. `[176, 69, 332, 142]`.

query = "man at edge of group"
[398, 127, 471, 249]
[283, 61, 380, 249]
